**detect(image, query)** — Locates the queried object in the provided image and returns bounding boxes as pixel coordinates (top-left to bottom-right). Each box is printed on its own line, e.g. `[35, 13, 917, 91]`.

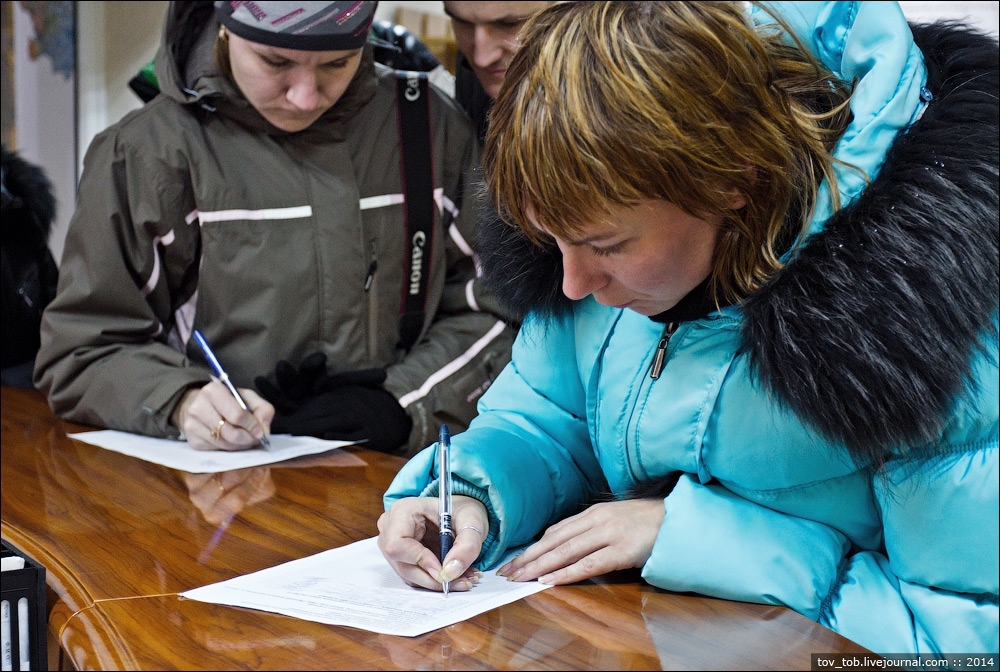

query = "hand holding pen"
[375, 427, 489, 594]
[171, 330, 274, 451]
[377, 497, 488, 593]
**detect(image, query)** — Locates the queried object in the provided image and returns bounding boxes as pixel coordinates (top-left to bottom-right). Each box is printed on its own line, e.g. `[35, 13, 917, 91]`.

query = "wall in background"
[10, 2, 76, 266]
[7, 1, 167, 265]
[899, 1, 998, 33]
[377, 1, 445, 23]
[76, 2, 168, 194]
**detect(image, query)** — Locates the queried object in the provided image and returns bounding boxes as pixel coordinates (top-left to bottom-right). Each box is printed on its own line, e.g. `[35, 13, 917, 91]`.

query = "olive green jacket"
[35, 2, 513, 454]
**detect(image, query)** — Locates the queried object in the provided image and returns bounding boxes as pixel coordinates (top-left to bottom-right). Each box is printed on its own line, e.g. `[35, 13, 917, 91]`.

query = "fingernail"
[496, 562, 511, 577]
[441, 559, 463, 582]
[456, 573, 481, 590]
[506, 567, 524, 582]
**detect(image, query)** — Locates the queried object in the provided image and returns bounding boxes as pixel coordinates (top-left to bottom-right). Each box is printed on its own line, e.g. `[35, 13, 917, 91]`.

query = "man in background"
[443, 2, 551, 144]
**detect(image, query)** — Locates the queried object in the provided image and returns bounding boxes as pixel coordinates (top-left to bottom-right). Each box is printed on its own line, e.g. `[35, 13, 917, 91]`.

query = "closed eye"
[590, 241, 627, 257]
[261, 56, 290, 68]
[321, 59, 351, 70]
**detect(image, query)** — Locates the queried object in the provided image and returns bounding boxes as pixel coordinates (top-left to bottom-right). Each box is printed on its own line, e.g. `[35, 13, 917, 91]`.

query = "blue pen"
[192, 329, 272, 450]
[438, 424, 454, 596]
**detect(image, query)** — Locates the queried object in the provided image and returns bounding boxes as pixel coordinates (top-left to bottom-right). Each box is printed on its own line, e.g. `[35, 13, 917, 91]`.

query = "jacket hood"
[153, 0, 376, 137]
[741, 22, 998, 466]
[477, 22, 999, 464]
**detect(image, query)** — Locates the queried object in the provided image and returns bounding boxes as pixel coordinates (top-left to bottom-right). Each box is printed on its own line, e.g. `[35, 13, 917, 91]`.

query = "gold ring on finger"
[211, 419, 226, 441]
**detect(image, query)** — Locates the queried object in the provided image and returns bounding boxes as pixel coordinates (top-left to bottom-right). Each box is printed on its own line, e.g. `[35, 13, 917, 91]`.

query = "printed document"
[180, 536, 552, 637]
[68, 430, 360, 473]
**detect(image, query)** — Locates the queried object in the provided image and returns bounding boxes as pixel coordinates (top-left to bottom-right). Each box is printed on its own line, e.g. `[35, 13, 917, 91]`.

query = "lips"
[598, 297, 634, 310]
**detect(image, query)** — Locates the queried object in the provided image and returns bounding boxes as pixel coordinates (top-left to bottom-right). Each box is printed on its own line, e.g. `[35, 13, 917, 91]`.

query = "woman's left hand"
[496, 498, 665, 585]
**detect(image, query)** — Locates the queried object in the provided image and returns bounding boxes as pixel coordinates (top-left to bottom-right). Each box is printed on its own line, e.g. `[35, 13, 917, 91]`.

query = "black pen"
[438, 424, 454, 596]
[192, 329, 272, 450]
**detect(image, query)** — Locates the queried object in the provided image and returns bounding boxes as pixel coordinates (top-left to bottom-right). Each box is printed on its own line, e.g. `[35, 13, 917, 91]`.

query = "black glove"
[254, 351, 332, 414]
[255, 355, 412, 453]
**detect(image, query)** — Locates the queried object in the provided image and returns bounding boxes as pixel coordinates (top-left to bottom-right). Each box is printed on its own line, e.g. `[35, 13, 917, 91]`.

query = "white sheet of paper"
[180, 536, 551, 637]
[67, 430, 358, 473]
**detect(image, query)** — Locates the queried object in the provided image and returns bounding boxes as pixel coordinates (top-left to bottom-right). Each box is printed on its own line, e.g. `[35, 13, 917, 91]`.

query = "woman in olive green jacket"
[35, 1, 513, 455]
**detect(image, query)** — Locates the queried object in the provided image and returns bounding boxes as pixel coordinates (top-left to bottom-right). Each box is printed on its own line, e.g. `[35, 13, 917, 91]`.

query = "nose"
[560, 244, 606, 301]
[471, 25, 505, 68]
[285, 69, 321, 111]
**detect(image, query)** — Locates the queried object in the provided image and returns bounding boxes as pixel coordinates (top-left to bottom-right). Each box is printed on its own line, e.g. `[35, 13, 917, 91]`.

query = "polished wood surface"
[2, 386, 872, 670]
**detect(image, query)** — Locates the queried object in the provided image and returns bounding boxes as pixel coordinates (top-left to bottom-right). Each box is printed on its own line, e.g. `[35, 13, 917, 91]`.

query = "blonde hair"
[484, 1, 853, 304]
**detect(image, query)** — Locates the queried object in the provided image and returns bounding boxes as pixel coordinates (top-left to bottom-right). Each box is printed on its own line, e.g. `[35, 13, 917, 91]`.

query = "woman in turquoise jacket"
[377, 2, 999, 655]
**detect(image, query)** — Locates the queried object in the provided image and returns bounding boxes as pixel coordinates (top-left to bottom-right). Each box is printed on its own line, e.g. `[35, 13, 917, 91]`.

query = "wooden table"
[1, 386, 872, 670]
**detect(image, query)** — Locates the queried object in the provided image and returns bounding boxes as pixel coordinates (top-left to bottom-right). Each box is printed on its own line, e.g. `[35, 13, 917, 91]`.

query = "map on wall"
[1, 1, 75, 149]
[19, 0, 75, 79]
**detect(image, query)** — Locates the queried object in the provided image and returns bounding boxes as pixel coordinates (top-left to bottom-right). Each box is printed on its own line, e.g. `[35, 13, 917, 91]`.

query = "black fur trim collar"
[740, 22, 998, 467]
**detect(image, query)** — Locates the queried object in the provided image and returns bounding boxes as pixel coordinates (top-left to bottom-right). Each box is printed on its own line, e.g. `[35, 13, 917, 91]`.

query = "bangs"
[483, 5, 667, 242]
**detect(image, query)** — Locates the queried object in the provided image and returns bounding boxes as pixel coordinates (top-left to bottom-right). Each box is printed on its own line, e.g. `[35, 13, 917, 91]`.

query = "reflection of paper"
[180, 537, 552, 637]
[67, 430, 359, 474]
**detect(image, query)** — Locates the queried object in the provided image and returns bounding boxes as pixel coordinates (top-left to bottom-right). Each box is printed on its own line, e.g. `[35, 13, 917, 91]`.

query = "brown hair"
[483, 1, 854, 304]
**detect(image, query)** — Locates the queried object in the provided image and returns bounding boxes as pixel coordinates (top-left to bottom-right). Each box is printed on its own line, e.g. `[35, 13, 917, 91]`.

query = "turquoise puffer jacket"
[385, 1, 999, 655]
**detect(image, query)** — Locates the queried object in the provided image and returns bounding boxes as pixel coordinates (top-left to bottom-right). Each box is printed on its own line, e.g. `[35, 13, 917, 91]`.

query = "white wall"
[899, 1, 999, 34]
[77, 2, 168, 183]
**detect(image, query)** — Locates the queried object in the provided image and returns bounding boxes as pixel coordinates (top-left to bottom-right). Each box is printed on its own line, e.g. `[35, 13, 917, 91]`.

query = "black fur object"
[477, 23, 999, 469]
[2, 144, 59, 372]
[2, 145, 55, 252]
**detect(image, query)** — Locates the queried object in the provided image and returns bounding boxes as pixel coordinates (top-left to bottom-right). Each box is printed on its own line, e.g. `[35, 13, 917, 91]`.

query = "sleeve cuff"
[420, 475, 500, 568]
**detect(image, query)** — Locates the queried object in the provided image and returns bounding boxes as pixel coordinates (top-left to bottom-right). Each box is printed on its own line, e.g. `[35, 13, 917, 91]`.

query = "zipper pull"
[650, 322, 678, 379]
[364, 259, 378, 291]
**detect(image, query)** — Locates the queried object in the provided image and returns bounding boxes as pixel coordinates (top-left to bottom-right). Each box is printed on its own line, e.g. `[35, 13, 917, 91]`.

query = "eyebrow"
[542, 229, 619, 246]
[444, 10, 532, 24]
[255, 49, 355, 66]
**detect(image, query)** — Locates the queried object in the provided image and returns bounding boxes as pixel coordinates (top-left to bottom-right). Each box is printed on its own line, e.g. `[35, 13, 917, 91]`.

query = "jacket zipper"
[649, 322, 678, 379]
[365, 242, 379, 359]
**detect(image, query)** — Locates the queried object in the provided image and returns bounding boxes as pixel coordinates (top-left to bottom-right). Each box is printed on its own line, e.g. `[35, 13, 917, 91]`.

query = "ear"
[724, 164, 756, 210]
[725, 188, 747, 210]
